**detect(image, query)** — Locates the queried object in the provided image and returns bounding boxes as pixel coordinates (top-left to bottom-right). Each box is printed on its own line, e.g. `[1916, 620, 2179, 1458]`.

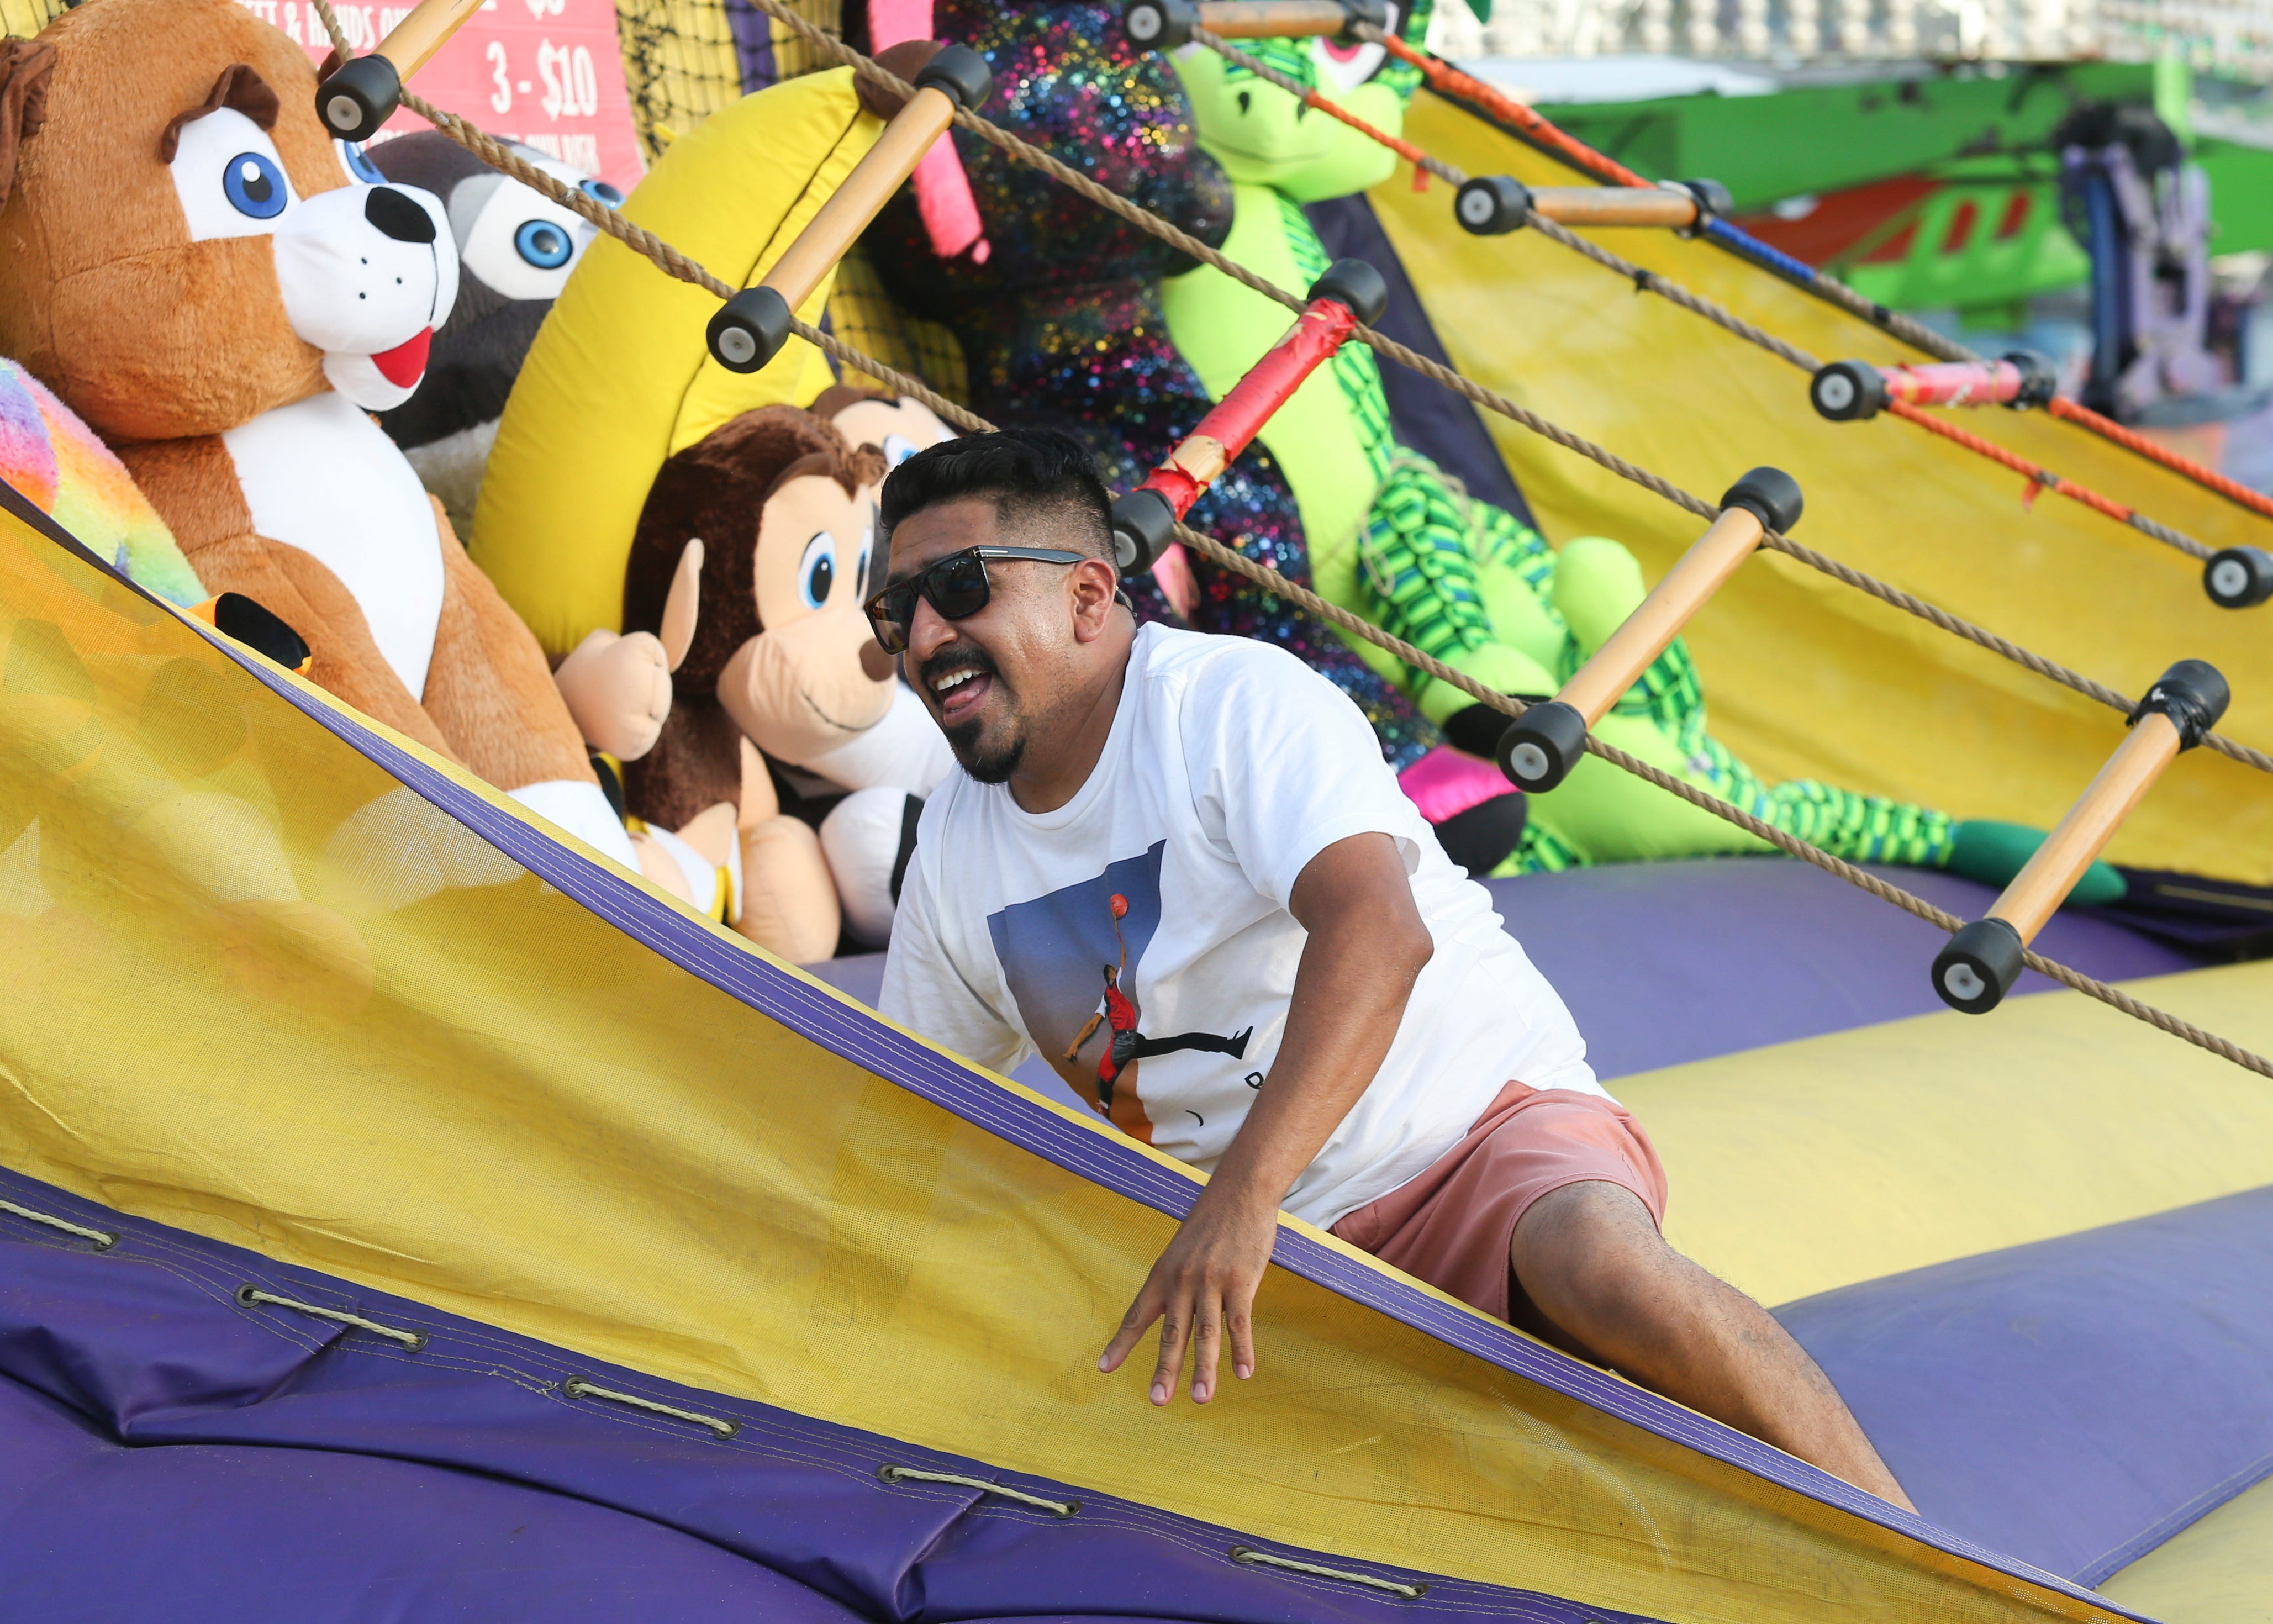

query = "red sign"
[239, 0, 647, 195]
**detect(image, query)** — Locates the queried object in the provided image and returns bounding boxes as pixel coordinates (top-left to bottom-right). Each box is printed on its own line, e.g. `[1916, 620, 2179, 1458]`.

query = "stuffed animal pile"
[0, 0, 634, 872]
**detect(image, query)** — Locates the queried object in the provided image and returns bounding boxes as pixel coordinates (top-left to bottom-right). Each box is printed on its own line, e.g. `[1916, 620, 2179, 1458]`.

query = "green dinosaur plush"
[1157, 18, 2119, 901]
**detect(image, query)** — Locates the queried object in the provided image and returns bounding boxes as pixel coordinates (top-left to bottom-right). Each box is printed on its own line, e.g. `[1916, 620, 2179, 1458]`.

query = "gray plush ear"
[0, 39, 56, 215]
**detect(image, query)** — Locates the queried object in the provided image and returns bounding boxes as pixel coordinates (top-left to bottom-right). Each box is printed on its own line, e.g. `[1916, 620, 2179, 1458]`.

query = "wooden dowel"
[1554, 507, 1764, 725]
[1529, 187, 1697, 229]
[1987, 712, 2182, 944]
[1198, 0, 1354, 36]
[372, 0, 488, 77]
[760, 86, 958, 315]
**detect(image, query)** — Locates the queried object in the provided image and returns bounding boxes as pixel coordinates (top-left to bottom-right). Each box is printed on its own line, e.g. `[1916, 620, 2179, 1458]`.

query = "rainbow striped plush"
[0, 357, 203, 605]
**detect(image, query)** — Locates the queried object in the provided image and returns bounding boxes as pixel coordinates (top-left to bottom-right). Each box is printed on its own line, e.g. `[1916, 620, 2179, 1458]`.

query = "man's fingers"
[1149, 1307, 1189, 1407]
[1189, 1292, 1223, 1404]
[1228, 1296, 1257, 1383]
[1098, 1280, 1164, 1374]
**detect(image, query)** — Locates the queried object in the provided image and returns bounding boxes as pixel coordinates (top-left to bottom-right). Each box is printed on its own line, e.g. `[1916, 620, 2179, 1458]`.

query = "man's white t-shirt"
[879, 623, 1603, 1230]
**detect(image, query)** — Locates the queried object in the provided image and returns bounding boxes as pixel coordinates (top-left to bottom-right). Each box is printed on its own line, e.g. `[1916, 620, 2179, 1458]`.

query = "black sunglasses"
[864, 546, 1091, 653]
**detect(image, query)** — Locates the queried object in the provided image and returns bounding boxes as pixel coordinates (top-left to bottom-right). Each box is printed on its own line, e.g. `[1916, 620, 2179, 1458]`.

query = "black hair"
[879, 426, 1116, 560]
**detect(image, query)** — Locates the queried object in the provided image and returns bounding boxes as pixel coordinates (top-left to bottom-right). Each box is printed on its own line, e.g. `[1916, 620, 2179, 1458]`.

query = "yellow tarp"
[1374, 96, 2273, 884]
[0, 502, 2160, 1624]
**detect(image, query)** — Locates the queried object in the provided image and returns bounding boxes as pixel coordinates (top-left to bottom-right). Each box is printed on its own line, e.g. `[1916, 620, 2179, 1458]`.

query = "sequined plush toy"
[851, 0, 1530, 876]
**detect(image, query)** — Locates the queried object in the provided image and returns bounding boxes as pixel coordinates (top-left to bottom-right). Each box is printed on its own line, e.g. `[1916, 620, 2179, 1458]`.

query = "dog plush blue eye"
[580, 178, 624, 208]
[514, 219, 574, 269]
[223, 151, 288, 219]
[799, 533, 838, 610]
[338, 141, 384, 184]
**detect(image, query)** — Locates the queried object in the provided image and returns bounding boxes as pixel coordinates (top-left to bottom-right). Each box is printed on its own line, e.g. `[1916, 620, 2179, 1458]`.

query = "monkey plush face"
[624, 405, 892, 769]
[812, 384, 956, 476]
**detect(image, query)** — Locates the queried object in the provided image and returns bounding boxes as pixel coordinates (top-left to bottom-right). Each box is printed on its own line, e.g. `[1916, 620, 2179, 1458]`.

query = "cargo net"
[301, 0, 2272, 1082]
[612, 0, 840, 160]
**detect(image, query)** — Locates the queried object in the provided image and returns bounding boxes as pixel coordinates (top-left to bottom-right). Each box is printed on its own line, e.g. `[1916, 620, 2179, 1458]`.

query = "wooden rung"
[1528, 187, 1698, 230]
[760, 87, 961, 314]
[1555, 505, 1765, 726]
[372, 0, 488, 76]
[1989, 713, 2182, 945]
[1197, 1, 1356, 36]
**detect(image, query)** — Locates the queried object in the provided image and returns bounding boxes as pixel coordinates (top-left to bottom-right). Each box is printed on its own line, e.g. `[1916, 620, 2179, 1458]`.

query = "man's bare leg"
[1510, 1181, 1917, 1511]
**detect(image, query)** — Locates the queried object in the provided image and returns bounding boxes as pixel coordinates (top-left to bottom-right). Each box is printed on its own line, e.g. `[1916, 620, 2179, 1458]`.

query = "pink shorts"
[1330, 1081, 1669, 1322]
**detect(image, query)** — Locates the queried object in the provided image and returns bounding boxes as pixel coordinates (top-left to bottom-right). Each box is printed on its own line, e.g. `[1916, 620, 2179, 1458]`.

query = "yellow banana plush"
[472, 69, 883, 656]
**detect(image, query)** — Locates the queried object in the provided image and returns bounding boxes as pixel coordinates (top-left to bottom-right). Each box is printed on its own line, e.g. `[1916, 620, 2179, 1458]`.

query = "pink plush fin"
[868, 0, 990, 264]
[1397, 743, 1519, 825]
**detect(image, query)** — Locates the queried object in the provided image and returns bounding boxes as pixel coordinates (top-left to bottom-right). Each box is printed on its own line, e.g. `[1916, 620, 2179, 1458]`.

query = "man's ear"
[0, 40, 57, 215]
[1068, 556, 1124, 644]
[660, 539, 704, 673]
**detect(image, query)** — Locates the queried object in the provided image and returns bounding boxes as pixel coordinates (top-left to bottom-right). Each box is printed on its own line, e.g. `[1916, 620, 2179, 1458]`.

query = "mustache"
[918, 645, 999, 691]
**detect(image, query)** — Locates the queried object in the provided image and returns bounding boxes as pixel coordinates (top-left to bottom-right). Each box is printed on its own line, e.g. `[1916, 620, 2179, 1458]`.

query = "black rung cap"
[1121, 0, 1197, 48]
[1495, 700, 1588, 793]
[1933, 917, 2024, 1013]
[1110, 487, 1179, 575]
[314, 54, 402, 143]
[1677, 177, 1732, 218]
[2131, 658, 2230, 748]
[913, 44, 992, 111]
[1810, 360, 1885, 422]
[2002, 350, 2059, 408]
[2203, 546, 2273, 609]
[212, 593, 310, 671]
[706, 286, 794, 374]
[1307, 259, 1388, 327]
[1338, 0, 1390, 35]
[1454, 175, 1531, 236]
[1720, 466, 1802, 533]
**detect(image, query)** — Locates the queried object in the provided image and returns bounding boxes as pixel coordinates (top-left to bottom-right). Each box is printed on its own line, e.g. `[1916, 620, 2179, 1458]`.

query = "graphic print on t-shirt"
[986, 841, 1252, 1136]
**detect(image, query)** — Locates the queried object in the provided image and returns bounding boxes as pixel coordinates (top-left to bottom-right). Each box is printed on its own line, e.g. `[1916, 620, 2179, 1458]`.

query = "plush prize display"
[370, 131, 618, 538]
[0, 0, 634, 871]
[621, 404, 951, 960]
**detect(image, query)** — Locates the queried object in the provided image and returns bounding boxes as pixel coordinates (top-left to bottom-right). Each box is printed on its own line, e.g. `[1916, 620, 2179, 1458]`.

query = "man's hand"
[1098, 1180, 1278, 1404]
[1097, 832, 1433, 1406]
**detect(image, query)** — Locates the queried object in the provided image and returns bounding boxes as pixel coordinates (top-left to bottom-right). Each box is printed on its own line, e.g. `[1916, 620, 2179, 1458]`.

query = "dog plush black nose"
[365, 185, 437, 245]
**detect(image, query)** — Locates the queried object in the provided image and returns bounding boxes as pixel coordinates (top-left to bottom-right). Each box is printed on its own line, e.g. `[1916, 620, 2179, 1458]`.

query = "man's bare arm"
[1098, 831, 1433, 1404]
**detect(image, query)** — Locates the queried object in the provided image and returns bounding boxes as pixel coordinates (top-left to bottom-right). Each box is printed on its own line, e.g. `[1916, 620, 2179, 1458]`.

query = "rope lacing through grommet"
[560, 1375, 742, 1438]
[301, 0, 2273, 1083]
[0, 1197, 117, 1249]
[1201, 25, 2224, 569]
[878, 1464, 1080, 1515]
[235, 1285, 431, 1351]
[1231, 1546, 1427, 1599]
[1354, 24, 2273, 535]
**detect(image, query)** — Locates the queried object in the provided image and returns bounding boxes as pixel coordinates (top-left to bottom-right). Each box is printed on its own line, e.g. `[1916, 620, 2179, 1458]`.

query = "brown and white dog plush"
[0, 0, 634, 868]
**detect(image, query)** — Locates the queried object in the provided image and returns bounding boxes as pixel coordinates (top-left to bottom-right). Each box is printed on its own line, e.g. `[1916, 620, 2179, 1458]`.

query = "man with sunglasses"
[873, 430, 1911, 1510]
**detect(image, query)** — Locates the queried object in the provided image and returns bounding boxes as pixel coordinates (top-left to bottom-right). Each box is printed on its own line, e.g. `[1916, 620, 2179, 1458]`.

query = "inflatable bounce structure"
[4, 0, 2273, 1619]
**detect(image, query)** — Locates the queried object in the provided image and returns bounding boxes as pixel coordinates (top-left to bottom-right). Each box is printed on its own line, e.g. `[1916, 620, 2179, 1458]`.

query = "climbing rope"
[306, 0, 2273, 1080]
[753, 3, 2272, 779]
[1197, 27, 2221, 568]
[1354, 23, 2273, 532]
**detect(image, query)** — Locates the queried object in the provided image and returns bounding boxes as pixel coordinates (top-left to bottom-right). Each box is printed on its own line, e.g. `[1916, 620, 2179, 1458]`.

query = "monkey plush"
[622, 404, 945, 962]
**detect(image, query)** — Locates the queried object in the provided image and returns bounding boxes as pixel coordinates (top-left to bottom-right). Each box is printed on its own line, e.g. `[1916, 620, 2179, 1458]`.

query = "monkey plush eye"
[798, 532, 839, 610]
[881, 433, 919, 468]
